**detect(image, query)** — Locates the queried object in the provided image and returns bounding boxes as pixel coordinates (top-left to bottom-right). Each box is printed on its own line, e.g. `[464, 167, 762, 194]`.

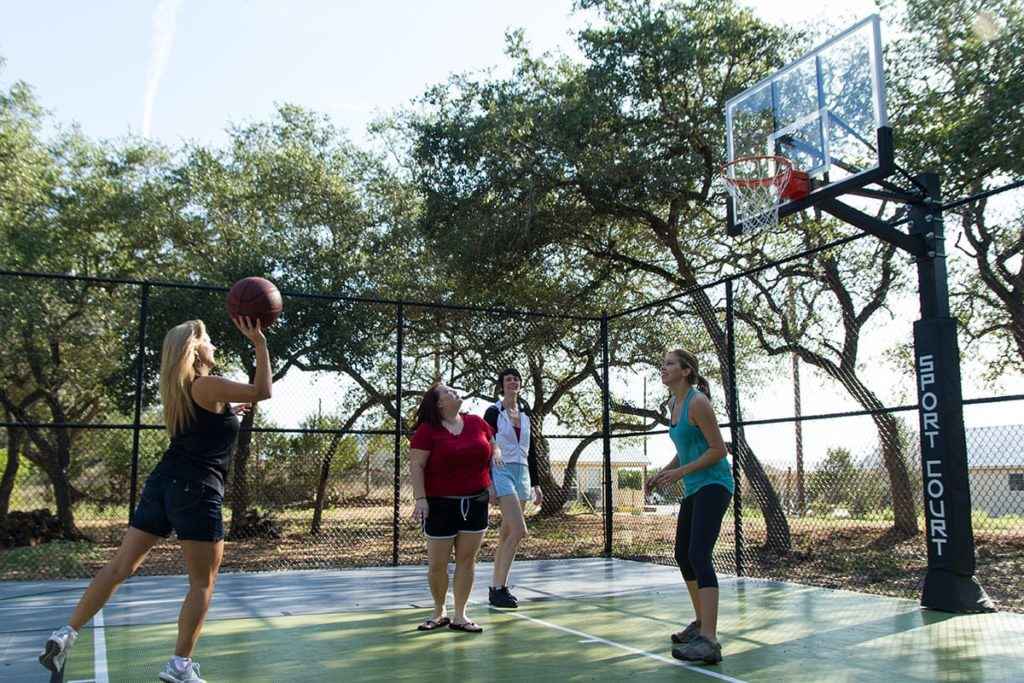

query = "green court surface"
[59, 571, 1024, 683]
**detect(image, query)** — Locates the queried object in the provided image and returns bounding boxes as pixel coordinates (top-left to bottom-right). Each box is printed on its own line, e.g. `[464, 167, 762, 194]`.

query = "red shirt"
[410, 414, 494, 497]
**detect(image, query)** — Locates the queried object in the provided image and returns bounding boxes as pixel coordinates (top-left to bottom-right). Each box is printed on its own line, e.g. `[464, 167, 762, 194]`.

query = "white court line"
[93, 610, 109, 683]
[482, 604, 748, 683]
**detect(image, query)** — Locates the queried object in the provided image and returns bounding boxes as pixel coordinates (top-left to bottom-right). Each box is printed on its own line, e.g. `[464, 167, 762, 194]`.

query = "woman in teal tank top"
[645, 348, 733, 665]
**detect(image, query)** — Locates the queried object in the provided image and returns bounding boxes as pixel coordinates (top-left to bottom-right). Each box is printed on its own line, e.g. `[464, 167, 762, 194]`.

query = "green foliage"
[808, 447, 891, 517]
[885, 0, 1024, 379]
[1, 0, 1021, 541]
[618, 468, 643, 490]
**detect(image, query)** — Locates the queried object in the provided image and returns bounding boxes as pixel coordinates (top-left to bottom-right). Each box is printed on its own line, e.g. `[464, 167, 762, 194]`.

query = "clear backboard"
[725, 15, 892, 234]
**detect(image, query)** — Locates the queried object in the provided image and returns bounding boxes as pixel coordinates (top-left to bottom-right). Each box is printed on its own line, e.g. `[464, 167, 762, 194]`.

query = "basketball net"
[723, 156, 793, 234]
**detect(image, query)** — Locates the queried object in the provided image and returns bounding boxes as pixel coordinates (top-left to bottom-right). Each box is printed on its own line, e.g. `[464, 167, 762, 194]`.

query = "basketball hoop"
[722, 155, 797, 233]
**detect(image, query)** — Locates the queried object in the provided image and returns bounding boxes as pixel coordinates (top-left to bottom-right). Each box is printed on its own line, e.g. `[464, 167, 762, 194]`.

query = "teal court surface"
[2, 558, 1022, 682]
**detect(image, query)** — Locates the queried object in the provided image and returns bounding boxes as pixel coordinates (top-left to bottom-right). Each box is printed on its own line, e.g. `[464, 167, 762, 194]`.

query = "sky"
[0, 0, 879, 148]
[2, 1, 1019, 470]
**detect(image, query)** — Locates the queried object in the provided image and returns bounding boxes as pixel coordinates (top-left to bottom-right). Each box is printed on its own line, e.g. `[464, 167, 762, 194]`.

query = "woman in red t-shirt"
[408, 382, 501, 633]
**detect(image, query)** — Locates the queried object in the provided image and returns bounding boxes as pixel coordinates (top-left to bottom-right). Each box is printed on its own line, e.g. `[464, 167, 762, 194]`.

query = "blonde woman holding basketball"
[39, 317, 271, 683]
[645, 348, 733, 665]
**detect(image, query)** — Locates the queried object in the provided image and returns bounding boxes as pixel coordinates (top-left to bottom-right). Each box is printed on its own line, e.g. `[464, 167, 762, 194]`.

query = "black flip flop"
[417, 616, 451, 631]
[448, 620, 483, 633]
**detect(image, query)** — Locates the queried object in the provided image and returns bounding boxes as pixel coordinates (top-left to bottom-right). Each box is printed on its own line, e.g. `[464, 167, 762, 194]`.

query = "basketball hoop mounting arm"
[845, 181, 925, 204]
[816, 196, 928, 258]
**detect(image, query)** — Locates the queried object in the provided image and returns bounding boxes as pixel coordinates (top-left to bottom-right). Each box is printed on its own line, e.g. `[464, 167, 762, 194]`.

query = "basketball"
[226, 277, 283, 328]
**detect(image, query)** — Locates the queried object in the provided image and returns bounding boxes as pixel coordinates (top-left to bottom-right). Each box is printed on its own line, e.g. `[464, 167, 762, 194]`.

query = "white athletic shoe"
[158, 659, 207, 683]
[38, 625, 78, 673]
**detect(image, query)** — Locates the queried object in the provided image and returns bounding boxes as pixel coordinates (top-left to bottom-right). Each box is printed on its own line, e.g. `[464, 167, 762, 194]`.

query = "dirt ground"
[3, 507, 1020, 613]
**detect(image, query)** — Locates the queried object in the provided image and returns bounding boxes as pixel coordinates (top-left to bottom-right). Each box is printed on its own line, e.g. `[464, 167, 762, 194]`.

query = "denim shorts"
[131, 475, 225, 542]
[491, 461, 530, 501]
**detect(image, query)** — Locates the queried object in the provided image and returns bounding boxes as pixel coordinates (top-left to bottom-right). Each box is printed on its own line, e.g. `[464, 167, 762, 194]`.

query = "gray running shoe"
[159, 660, 207, 683]
[672, 634, 723, 664]
[38, 625, 78, 673]
[670, 619, 701, 644]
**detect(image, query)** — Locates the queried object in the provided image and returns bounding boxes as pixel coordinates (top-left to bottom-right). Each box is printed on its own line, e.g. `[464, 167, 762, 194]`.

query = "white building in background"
[549, 449, 649, 512]
[965, 425, 1024, 517]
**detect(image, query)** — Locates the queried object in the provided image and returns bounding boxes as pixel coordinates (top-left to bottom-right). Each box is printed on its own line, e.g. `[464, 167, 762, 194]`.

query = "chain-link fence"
[0, 272, 609, 580]
[606, 215, 1024, 612]
[2, 228, 1022, 612]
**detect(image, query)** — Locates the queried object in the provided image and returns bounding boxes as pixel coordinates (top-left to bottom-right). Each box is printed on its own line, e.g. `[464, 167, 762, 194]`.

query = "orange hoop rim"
[722, 155, 794, 190]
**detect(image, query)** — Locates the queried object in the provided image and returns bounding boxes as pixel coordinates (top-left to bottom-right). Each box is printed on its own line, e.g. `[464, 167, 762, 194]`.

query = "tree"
[0, 66, 178, 537]
[405, 0, 795, 549]
[729, 222, 920, 536]
[0, 424, 21, 520]
[139, 105, 414, 538]
[808, 447, 857, 513]
[886, 0, 1024, 379]
[309, 409, 382, 535]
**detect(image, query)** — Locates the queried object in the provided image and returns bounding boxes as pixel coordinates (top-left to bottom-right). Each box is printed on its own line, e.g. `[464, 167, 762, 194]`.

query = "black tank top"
[152, 398, 241, 494]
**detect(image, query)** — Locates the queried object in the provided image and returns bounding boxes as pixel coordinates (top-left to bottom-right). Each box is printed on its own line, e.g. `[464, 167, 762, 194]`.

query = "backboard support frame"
[722, 16, 995, 615]
[726, 125, 895, 236]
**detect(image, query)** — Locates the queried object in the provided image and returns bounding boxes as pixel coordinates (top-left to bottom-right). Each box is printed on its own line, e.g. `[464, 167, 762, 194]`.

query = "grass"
[0, 540, 107, 580]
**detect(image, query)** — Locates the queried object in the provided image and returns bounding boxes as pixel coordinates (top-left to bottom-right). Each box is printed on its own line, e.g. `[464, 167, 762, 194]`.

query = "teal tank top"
[669, 388, 735, 498]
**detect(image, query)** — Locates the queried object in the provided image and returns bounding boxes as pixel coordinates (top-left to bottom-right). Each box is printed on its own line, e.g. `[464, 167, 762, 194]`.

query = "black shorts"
[423, 491, 489, 539]
[131, 475, 225, 542]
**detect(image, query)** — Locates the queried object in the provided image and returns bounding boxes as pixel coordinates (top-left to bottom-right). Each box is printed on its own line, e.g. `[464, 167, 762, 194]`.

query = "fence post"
[128, 283, 150, 526]
[725, 281, 744, 577]
[601, 313, 613, 557]
[392, 303, 404, 567]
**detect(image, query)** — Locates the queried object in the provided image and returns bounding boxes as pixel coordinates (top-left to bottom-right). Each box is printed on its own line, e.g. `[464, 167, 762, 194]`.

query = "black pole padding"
[911, 173, 994, 613]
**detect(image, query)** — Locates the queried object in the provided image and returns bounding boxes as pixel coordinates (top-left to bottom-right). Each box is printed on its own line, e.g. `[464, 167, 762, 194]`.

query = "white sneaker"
[158, 659, 207, 683]
[38, 625, 78, 672]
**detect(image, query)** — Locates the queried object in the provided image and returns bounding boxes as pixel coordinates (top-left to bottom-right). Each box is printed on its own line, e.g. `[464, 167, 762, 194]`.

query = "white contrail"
[142, 0, 183, 137]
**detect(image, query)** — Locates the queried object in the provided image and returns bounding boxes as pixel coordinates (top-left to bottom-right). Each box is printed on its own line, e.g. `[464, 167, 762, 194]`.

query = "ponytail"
[668, 348, 712, 400]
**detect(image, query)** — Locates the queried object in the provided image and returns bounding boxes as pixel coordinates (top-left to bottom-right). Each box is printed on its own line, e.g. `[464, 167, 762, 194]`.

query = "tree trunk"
[50, 464, 85, 540]
[533, 412, 600, 516]
[310, 433, 343, 536]
[1011, 306, 1024, 368]
[535, 429, 567, 516]
[833, 372, 919, 536]
[49, 421, 86, 541]
[872, 409, 918, 536]
[793, 352, 806, 516]
[731, 435, 791, 551]
[0, 393, 85, 538]
[0, 425, 21, 521]
[529, 412, 573, 516]
[691, 286, 792, 553]
[311, 453, 331, 536]
[228, 405, 256, 540]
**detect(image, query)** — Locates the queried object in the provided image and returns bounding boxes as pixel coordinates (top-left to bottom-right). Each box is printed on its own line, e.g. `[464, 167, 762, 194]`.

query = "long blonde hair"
[160, 320, 207, 437]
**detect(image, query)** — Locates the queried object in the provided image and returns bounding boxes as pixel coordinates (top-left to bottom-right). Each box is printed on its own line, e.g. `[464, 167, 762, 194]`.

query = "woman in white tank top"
[483, 368, 542, 608]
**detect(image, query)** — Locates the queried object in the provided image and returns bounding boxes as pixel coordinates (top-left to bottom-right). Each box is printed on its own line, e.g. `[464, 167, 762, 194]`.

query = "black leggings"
[674, 484, 732, 589]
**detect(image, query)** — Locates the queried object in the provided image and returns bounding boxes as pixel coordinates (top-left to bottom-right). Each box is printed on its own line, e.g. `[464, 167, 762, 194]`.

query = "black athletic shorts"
[131, 474, 225, 542]
[423, 491, 489, 539]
